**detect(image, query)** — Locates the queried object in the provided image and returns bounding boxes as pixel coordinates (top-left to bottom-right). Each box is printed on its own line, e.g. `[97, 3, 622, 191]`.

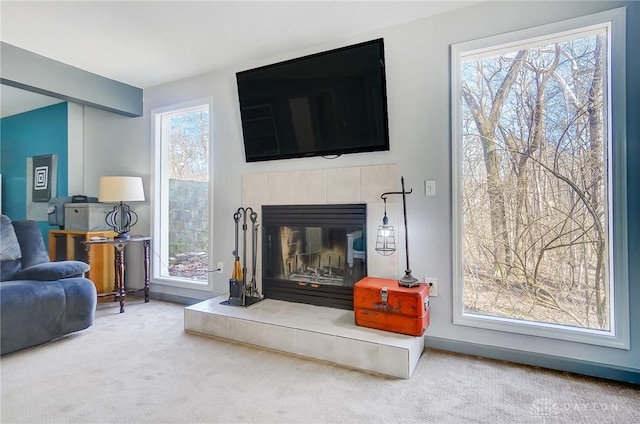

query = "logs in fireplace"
[262, 204, 367, 310]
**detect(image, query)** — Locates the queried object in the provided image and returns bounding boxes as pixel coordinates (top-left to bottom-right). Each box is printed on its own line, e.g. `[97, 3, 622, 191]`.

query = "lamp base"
[105, 202, 138, 240]
[399, 270, 420, 288]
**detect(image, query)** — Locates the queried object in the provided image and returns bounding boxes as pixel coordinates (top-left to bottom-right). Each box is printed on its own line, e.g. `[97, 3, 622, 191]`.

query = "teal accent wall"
[0, 102, 69, 244]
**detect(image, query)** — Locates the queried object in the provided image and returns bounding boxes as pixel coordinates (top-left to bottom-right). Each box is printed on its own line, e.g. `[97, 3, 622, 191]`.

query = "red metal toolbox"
[354, 277, 430, 336]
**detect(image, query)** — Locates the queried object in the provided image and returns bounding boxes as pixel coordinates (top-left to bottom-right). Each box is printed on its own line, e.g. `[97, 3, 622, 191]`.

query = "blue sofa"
[1, 215, 97, 355]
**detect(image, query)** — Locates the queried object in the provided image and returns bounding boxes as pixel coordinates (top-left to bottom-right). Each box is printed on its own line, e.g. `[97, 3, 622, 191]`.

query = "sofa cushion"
[1, 277, 96, 355]
[1, 215, 22, 281]
[12, 261, 90, 281]
[1, 215, 22, 261]
[11, 220, 51, 269]
[0, 280, 66, 355]
[0, 260, 22, 282]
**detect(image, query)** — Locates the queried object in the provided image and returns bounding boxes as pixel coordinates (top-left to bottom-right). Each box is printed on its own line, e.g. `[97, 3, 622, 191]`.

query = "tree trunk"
[587, 37, 607, 328]
[462, 50, 527, 277]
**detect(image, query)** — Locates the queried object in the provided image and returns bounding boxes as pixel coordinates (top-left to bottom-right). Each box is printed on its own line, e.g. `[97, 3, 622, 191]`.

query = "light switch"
[425, 180, 436, 196]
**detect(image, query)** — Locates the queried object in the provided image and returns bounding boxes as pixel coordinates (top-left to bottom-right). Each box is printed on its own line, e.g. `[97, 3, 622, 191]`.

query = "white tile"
[368, 253, 399, 280]
[311, 309, 353, 332]
[267, 172, 296, 205]
[360, 164, 399, 204]
[229, 318, 297, 354]
[334, 336, 379, 372]
[295, 169, 327, 204]
[408, 336, 425, 377]
[201, 312, 230, 339]
[185, 298, 215, 312]
[230, 304, 270, 321]
[378, 344, 410, 379]
[242, 173, 269, 206]
[295, 329, 335, 362]
[252, 299, 290, 313]
[326, 167, 361, 203]
[184, 309, 202, 333]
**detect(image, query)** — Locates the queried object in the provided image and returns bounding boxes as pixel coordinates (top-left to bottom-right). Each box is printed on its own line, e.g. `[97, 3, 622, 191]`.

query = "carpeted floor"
[1, 299, 638, 423]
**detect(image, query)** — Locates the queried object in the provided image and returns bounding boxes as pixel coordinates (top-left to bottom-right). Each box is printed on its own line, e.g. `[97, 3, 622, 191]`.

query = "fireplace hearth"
[262, 204, 367, 310]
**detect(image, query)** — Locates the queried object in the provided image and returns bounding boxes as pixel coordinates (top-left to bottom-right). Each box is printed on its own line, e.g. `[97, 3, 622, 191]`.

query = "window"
[152, 99, 212, 289]
[451, 9, 628, 347]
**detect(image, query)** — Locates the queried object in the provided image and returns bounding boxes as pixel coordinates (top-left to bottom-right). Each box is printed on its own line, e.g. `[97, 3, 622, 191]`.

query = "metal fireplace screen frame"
[262, 204, 367, 310]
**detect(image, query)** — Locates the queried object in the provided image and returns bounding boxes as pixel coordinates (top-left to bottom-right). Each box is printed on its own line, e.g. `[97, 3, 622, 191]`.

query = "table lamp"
[98, 176, 145, 239]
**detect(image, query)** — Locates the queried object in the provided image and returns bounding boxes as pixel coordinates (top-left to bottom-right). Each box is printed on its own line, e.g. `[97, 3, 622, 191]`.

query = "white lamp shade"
[99, 176, 145, 202]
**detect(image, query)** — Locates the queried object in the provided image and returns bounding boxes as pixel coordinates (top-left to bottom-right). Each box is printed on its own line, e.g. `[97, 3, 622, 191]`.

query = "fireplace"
[262, 204, 367, 310]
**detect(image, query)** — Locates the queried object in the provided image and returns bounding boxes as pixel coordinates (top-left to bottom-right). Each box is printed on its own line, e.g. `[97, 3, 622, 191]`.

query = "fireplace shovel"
[248, 211, 259, 297]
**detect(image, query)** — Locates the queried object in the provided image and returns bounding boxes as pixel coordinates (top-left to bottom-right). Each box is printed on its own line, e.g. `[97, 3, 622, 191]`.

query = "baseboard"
[146, 292, 203, 306]
[424, 336, 640, 385]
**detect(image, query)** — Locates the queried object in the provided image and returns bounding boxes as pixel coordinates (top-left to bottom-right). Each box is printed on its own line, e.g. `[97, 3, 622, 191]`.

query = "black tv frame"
[236, 38, 390, 162]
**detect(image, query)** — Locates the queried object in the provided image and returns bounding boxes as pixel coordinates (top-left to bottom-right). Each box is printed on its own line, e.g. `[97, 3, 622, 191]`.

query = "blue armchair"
[1, 215, 97, 355]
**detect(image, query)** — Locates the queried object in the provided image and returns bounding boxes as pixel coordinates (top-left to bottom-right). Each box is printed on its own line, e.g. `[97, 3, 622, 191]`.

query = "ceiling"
[0, 0, 479, 117]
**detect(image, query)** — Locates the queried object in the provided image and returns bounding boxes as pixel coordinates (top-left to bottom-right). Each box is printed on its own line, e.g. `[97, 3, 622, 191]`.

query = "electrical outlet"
[217, 261, 224, 273]
[425, 277, 438, 297]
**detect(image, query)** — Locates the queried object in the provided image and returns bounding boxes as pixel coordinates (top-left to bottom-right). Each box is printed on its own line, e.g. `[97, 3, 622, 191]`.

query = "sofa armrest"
[12, 261, 90, 281]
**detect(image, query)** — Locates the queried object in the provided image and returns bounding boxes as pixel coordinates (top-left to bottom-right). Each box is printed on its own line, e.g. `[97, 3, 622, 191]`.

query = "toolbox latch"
[380, 286, 389, 303]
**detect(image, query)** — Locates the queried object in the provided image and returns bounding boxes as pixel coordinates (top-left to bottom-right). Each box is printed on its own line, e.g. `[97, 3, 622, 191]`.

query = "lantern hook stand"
[379, 177, 419, 288]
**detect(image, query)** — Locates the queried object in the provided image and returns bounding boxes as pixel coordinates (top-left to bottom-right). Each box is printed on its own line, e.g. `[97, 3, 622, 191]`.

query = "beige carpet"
[1, 299, 638, 424]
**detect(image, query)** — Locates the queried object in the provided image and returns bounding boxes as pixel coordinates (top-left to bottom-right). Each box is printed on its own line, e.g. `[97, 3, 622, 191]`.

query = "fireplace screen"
[262, 204, 366, 309]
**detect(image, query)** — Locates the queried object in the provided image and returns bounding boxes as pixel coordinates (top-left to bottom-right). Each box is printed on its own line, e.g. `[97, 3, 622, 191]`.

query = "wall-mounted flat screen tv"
[236, 38, 390, 162]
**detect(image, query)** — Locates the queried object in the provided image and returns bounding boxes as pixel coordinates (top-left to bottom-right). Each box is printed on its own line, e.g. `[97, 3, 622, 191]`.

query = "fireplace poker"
[249, 211, 259, 297]
[241, 209, 248, 290]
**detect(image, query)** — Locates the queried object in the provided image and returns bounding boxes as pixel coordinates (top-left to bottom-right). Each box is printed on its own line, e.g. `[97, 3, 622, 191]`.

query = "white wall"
[81, 1, 638, 375]
[80, 106, 149, 291]
[67, 103, 84, 194]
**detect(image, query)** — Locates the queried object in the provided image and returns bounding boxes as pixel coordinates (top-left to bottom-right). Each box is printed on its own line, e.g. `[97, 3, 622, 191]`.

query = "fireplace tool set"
[226, 207, 263, 307]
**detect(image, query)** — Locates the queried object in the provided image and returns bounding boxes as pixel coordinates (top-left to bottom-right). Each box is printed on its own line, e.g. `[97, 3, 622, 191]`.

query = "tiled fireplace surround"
[185, 164, 425, 378]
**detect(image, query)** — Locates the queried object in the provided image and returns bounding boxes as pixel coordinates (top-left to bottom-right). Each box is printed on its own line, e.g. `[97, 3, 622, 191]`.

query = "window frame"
[450, 8, 629, 349]
[151, 97, 214, 291]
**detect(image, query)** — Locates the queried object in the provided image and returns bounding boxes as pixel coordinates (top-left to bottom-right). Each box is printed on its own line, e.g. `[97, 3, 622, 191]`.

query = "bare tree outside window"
[161, 107, 210, 281]
[460, 29, 611, 330]
[167, 111, 209, 183]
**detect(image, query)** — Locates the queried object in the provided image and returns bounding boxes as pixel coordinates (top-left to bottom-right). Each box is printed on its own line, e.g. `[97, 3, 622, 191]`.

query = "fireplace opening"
[262, 204, 367, 310]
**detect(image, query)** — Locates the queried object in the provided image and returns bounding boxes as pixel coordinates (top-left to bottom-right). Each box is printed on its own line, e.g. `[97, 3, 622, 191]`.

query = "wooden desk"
[84, 236, 151, 313]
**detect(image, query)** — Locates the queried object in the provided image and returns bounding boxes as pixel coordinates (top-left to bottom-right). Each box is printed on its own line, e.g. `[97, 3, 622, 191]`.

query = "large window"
[152, 100, 212, 289]
[451, 9, 628, 347]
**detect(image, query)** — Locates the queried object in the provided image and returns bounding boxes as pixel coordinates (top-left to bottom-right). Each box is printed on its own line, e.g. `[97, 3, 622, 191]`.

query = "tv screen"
[236, 38, 390, 162]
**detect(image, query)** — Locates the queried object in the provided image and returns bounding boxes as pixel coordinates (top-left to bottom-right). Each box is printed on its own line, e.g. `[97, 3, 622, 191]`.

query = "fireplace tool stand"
[225, 206, 263, 307]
